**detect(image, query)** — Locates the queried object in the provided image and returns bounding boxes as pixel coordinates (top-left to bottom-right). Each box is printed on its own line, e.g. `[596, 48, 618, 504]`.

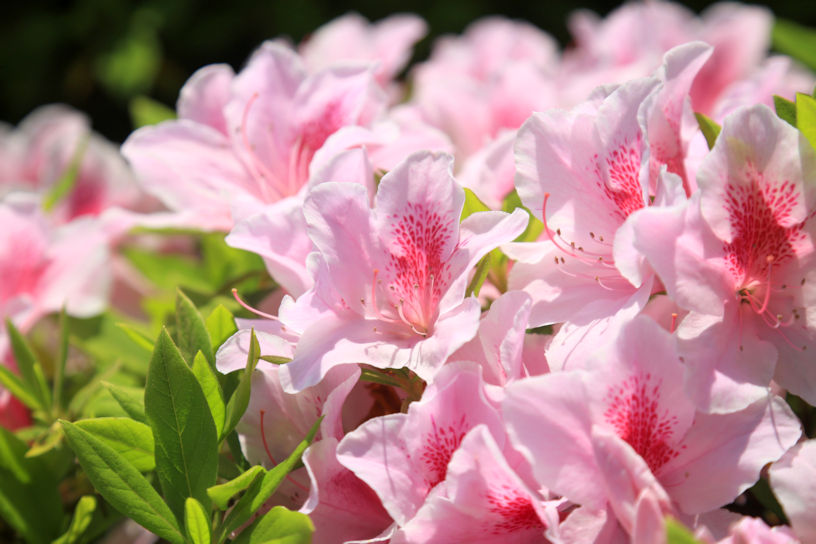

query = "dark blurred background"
[3, 0, 814, 143]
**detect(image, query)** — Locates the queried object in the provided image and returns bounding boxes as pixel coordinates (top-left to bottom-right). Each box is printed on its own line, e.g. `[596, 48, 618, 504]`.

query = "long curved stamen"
[542, 193, 616, 266]
[232, 288, 279, 321]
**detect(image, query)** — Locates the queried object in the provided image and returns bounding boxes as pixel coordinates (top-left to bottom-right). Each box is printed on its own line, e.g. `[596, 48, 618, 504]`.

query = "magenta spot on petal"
[593, 135, 645, 220]
[486, 485, 545, 535]
[603, 372, 681, 473]
[419, 414, 469, 489]
[382, 202, 455, 334]
[722, 167, 810, 285]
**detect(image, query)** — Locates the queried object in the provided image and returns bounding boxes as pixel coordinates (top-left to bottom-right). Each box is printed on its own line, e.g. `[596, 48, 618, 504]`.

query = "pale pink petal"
[769, 439, 816, 543]
[660, 394, 801, 515]
[177, 64, 234, 136]
[300, 438, 393, 543]
[122, 120, 251, 230]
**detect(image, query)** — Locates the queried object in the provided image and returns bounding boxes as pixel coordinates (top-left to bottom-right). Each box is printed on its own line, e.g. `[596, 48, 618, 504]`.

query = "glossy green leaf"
[796, 92, 816, 152]
[129, 95, 176, 128]
[192, 351, 225, 440]
[184, 497, 211, 544]
[773, 95, 797, 127]
[60, 420, 184, 544]
[103, 382, 147, 423]
[219, 418, 320, 539]
[694, 112, 722, 150]
[232, 506, 314, 544]
[206, 304, 238, 351]
[145, 329, 218, 521]
[6, 319, 50, 411]
[502, 190, 544, 243]
[773, 19, 816, 71]
[460, 187, 491, 221]
[666, 518, 702, 544]
[223, 329, 260, 438]
[207, 465, 264, 510]
[53, 495, 97, 544]
[0, 426, 63, 544]
[75, 417, 155, 472]
[176, 290, 215, 367]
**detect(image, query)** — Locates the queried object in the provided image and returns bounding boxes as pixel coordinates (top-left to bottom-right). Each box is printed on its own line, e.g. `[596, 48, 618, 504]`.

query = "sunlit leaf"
[145, 330, 218, 521]
[60, 421, 184, 544]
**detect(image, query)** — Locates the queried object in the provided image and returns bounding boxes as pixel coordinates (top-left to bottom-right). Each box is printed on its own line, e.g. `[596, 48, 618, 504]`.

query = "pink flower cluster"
[3, 1, 815, 542]
[126, 4, 815, 543]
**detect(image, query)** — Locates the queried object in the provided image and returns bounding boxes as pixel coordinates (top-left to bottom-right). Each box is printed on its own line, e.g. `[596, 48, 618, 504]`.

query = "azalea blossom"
[277, 151, 527, 391]
[503, 316, 801, 537]
[633, 104, 816, 411]
[337, 363, 560, 543]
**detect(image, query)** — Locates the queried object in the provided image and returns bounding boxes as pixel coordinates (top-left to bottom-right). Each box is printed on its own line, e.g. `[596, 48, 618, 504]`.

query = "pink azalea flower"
[769, 439, 816, 543]
[632, 105, 816, 411]
[560, 1, 771, 113]
[276, 151, 528, 391]
[122, 41, 387, 231]
[337, 363, 558, 542]
[299, 13, 427, 90]
[0, 104, 157, 238]
[0, 199, 109, 429]
[408, 17, 558, 161]
[503, 316, 801, 538]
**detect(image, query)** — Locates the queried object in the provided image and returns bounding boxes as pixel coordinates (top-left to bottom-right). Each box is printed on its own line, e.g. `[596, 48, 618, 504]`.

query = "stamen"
[670, 313, 678, 334]
[232, 288, 279, 321]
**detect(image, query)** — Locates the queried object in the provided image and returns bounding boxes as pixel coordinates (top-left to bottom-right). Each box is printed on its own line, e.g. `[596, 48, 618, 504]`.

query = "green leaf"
[232, 506, 314, 544]
[60, 421, 185, 544]
[772, 19, 816, 71]
[184, 497, 211, 544]
[796, 92, 816, 152]
[102, 382, 146, 423]
[0, 364, 41, 412]
[219, 419, 320, 539]
[260, 355, 292, 365]
[123, 247, 215, 293]
[694, 112, 722, 150]
[175, 290, 216, 367]
[53, 307, 70, 413]
[43, 137, 88, 212]
[74, 417, 155, 472]
[129, 95, 176, 128]
[0, 426, 63, 544]
[223, 329, 261, 437]
[69, 313, 153, 375]
[145, 330, 219, 521]
[465, 251, 493, 298]
[666, 518, 702, 544]
[773, 95, 798, 127]
[53, 495, 97, 544]
[207, 465, 264, 510]
[206, 304, 238, 351]
[116, 322, 155, 352]
[460, 188, 491, 221]
[192, 351, 225, 440]
[6, 319, 51, 412]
